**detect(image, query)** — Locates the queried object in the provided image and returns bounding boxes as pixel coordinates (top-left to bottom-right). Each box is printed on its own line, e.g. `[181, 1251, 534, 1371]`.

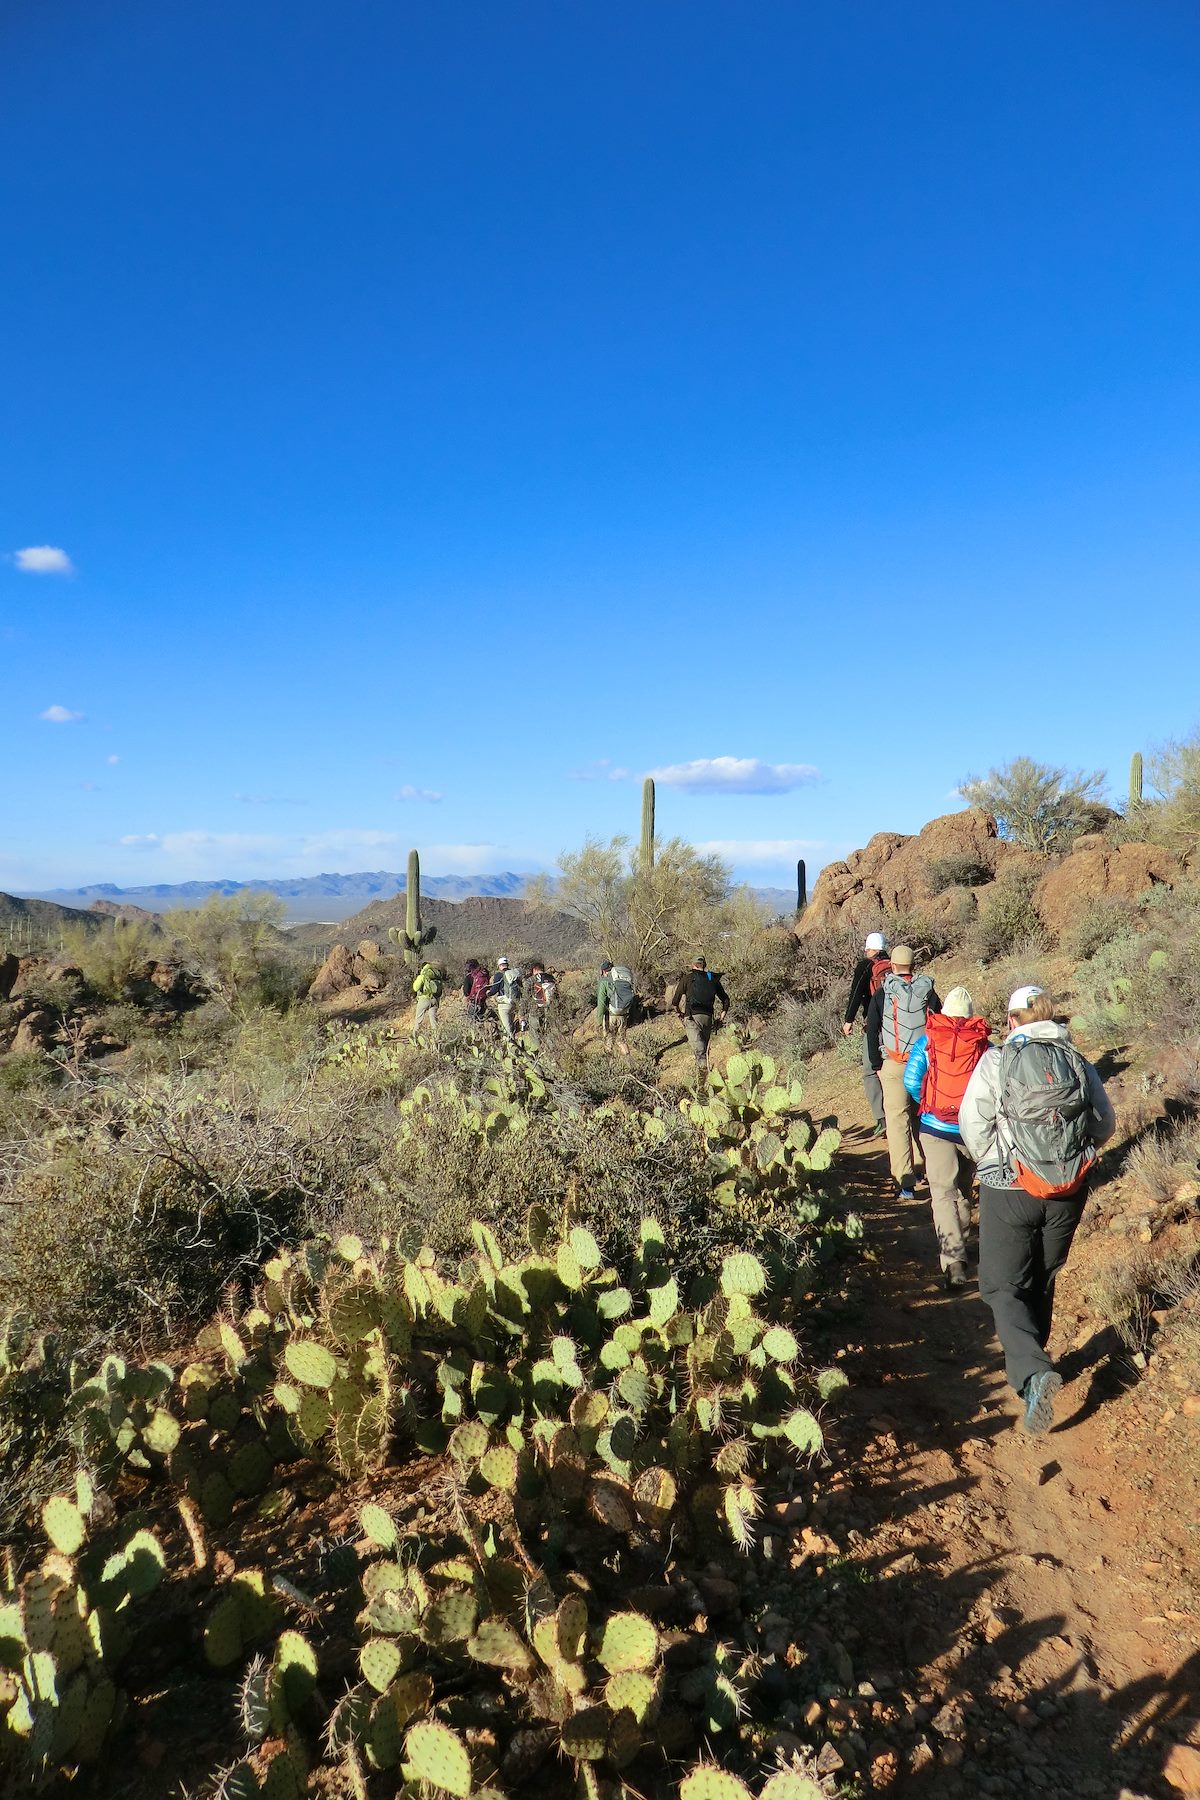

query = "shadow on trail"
[804, 1131, 1193, 1798]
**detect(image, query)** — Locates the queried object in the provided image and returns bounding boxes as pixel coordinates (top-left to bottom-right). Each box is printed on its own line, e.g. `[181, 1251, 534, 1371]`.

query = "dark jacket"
[866, 979, 942, 1072]
[844, 957, 876, 1026]
[671, 969, 729, 1018]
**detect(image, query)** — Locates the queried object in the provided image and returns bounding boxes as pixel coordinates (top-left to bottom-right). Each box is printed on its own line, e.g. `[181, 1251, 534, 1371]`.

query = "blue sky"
[3, 0, 1199, 893]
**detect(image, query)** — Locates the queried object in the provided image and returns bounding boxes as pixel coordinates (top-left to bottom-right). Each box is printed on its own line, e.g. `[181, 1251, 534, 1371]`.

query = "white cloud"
[40, 704, 84, 724]
[14, 545, 74, 575]
[696, 838, 827, 866]
[647, 756, 821, 795]
[119, 834, 163, 850]
[107, 755, 121, 765]
[397, 785, 444, 803]
[106, 828, 526, 880]
[234, 792, 310, 807]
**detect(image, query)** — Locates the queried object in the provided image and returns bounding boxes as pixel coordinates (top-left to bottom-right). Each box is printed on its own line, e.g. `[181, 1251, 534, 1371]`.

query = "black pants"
[978, 1183, 1085, 1396]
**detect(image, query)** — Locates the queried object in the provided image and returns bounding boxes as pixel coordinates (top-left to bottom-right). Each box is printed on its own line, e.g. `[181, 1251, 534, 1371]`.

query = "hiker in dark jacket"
[866, 945, 941, 1200]
[462, 959, 490, 1027]
[843, 930, 890, 1136]
[960, 985, 1114, 1435]
[670, 956, 729, 1073]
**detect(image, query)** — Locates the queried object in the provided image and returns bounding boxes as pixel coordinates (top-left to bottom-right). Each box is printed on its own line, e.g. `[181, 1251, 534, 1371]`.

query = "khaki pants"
[496, 999, 516, 1041]
[879, 1057, 917, 1185]
[920, 1129, 973, 1268]
[605, 1011, 630, 1056]
[413, 995, 439, 1043]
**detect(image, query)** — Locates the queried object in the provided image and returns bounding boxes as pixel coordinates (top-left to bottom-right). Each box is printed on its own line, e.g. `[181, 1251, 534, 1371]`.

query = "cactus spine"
[640, 778, 655, 871]
[1130, 751, 1144, 810]
[388, 848, 437, 970]
[796, 858, 807, 912]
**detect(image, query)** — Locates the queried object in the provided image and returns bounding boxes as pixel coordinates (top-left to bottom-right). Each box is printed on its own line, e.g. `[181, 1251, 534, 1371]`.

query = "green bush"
[967, 867, 1048, 963]
[1063, 897, 1138, 962]
[924, 853, 991, 894]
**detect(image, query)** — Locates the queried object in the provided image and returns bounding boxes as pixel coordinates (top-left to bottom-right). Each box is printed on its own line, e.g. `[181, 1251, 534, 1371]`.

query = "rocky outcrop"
[1034, 843, 1177, 940]
[307, 939, 396, 1002]
[799, 806, 1180, 942]
[798, 809, 1018, 936]
[309, 943, 357, 1001]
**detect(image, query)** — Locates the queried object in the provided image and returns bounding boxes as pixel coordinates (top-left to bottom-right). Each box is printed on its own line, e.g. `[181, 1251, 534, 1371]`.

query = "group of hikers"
[409, 951, 731, 1068]
[842, 931, 1115, 1433]
[405, 930, 1113, 1435]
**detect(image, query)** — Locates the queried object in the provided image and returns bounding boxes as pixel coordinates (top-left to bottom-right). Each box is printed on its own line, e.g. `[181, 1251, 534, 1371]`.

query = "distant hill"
[314, 893, 594, 970]
[0, 891, 104, 952]
[27, 870, 531, 925]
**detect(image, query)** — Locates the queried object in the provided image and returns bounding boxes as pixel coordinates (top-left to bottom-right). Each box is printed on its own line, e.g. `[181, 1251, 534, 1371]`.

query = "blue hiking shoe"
[1022, 1370, 1062, 1435]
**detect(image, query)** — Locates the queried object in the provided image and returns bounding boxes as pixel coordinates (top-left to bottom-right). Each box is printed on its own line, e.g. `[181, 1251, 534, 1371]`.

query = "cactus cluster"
[0, 1476, 165, 1778]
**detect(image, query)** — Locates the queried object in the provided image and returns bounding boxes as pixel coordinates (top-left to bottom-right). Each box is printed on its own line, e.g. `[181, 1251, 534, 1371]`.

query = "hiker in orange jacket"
[903, 986, 991, 1288]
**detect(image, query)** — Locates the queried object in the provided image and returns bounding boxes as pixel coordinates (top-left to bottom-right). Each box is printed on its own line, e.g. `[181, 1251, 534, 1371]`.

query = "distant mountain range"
[27, 871, 531, 924]
[25, 871, 798, 926]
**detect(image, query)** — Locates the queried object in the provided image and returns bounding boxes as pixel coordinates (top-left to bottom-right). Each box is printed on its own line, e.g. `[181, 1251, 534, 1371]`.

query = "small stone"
[1180, 1396, 1200, 1418]
[816, 1740, 845, 1776]
[1164, 1742, 1200, 1793]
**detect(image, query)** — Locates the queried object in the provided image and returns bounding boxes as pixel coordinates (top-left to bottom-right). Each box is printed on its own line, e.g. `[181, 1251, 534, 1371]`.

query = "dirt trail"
[796, 1051, 1200, 1798]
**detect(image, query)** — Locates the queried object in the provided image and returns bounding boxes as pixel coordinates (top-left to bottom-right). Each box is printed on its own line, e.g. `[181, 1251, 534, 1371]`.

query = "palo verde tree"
[959, 757, 1108, 853]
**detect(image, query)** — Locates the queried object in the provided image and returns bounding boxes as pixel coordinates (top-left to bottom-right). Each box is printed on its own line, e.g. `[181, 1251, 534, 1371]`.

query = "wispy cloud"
[696, 838, 827, 866]
[13, 545, 74, 575]
[40, 704, 84, 724]
[81, 782, 100, 793]
[108, 828, 526, 879]
[106, 755, 121, 766]
[397, 785, 444, 803]
[119, 834, 163, 850]
[647, 756, 821, 795]
[567, 760, 631, 782]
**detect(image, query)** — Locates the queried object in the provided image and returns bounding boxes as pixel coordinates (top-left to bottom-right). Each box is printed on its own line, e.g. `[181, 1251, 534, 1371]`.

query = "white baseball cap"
[497, 956, 509, 968]
[864, 931, 886, 954]
[1007, 984, 1043, 1013]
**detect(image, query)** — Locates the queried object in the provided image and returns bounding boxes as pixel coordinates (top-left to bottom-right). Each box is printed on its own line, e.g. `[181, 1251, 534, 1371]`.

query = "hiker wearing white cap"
[960, 986, 1115, 1434]
[843, 931, 891, 1135]
[903, 986, 991, 1287]
[487, 956, 523, 1041]
[866, 946, 941, 1198]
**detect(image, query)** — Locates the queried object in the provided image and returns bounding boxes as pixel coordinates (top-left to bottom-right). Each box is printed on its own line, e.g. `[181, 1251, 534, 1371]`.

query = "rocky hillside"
[798, 806, 1182, 941]
[329, 893, 592, 969]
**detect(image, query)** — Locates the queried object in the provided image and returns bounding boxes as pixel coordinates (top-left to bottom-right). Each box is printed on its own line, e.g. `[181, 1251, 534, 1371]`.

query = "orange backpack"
[920, 1013, 991, 1124]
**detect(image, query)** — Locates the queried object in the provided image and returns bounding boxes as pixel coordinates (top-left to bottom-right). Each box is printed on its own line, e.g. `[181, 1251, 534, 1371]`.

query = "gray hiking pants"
[413, 996, 439, 1042]
[978, 1183, 1085, 1396]
[685, 1013, 714, 1068]
[862, 1031, 884, 1127]
[496, 999, 516, 1041]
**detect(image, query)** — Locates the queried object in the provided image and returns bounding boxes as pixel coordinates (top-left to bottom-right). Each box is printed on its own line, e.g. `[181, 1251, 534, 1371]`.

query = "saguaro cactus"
[796, 858, 807, 912]
[1129, 752, 1144, 810]
[388, 848, 437, 971]
[640, 778, 656, 872]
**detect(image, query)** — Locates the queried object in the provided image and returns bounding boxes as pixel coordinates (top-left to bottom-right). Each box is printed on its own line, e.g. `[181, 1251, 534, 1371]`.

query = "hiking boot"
[1022, 1369, 1062, 1435]
[871, 1121, 886, 1138]
[898, 1183, 916, 1202]
[944, 1261, 970, 1290]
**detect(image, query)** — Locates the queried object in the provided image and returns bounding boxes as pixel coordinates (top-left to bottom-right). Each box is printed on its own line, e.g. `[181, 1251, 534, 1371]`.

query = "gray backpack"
[879, 972, 933, 1062]
[609, 966, 635, 1015]
[998, 1035, 1095, 1197]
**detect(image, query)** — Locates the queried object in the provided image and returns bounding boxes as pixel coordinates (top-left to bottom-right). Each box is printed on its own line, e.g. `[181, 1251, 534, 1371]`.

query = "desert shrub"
[163, 892, 308, 1013]
[890, 902, 968, 958]
[0, 1064, 384, 1344]
[959, 756, 1109, 852]
[762, 990, 846, 1063]
[0, 1051, 60, 1098]
[59, 917, 164, 1002]
[924, 853, 991, 893]
[719, 922, 798, 1019]
[967, 866, 1048, 963]
[970, 956, 1057, 1032]
[1124, 1116, 1200, 1208]
[1073, 884, 1200, 1047]
[1064, 896, 1138, 962]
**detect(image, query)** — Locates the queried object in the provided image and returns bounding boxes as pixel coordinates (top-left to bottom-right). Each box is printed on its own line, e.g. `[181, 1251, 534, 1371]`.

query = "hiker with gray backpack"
[960, 985, 1115, 1434]
[596, 959, 635, 1057]
[866, 945, 941, 1200]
